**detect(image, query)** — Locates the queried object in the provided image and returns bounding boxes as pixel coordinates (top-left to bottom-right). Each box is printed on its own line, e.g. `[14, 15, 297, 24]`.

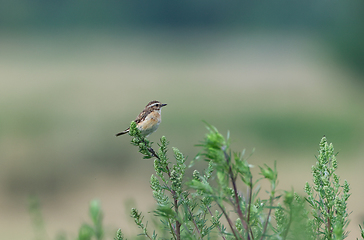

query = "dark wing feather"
[116, 105, 154, 137]
[134, 109, 151, 123]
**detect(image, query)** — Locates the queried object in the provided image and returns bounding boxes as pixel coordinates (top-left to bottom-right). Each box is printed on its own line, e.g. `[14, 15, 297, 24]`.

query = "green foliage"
[305, 136, 351, 239]
[359, 224, 364, 240]
[77, 199, 104, 240]
[29, 122, 360, 240]
[28, 198, 105, 240]
[114, 228, 126, 240]
[129, 121, 155, 159]
[124, 122, 355, 239]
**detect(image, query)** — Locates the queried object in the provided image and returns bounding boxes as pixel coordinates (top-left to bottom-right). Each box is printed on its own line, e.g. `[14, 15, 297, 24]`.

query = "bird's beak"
[161, 103, 167, 107]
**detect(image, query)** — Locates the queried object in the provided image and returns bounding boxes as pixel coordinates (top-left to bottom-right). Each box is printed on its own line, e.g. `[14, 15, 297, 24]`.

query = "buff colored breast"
[137, 110, 161, 136]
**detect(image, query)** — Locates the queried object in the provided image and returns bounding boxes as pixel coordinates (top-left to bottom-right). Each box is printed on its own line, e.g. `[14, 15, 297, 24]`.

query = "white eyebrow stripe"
[147, 102, 159, 108]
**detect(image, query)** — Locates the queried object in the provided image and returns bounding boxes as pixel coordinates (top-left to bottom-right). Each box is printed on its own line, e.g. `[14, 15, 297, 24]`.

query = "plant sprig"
[305, 136, 351, 239]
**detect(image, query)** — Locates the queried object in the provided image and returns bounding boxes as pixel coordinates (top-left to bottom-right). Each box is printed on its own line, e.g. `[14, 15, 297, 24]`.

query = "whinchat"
[116, 100, 167, 137]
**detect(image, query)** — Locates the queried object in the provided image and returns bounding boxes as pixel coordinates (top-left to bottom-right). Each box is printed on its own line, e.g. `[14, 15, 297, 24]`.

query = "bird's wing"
[134, 109, 151, 123]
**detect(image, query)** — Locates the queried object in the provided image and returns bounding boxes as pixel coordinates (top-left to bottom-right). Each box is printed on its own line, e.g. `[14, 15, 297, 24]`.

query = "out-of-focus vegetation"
[1, 1, 363, 75]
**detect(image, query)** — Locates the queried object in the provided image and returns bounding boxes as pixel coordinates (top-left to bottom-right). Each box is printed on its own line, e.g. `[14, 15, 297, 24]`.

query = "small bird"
[116, 100, 167, 137]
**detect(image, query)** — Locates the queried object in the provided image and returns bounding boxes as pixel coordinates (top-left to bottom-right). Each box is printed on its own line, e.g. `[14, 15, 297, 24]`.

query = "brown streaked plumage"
[116, 100, 167, 137]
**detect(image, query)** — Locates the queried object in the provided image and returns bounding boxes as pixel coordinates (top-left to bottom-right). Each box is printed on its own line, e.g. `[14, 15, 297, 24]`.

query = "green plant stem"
[326, 172, 333, 238]
[163, 162, 181, 240]
[327, 207, 332, 239]
[247, 177, 254, 240]
[206, 206, 226, 240]
[260, 196, 274, 240]
[144, 142, 181, 240]
[282, 205, 293, 240]
[223, 150, 250, 239]
[174, 198, 181, 240]
[185, 201, 202, 239]
[216, 200, 243, 240]
[168, 218, 178, 240]
[145, 233, 153, 240]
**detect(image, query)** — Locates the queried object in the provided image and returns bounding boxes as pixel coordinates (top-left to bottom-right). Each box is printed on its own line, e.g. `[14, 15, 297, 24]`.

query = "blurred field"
[1, 30, 364, 239]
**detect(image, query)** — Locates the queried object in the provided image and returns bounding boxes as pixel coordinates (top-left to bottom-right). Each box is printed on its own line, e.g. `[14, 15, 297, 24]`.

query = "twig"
[206, 206, 227, 240]
[148, 145, 180, 240]
[282, 204, 293, 240]
[247, 177, 254, 240]
[223, 149, 250, 239]
[168, 218, 178, 240]
[216, 201, 243, 240]
[260, 197, 273, 240]
[148, 147, 160, 160]
[185, 199, 202, 239]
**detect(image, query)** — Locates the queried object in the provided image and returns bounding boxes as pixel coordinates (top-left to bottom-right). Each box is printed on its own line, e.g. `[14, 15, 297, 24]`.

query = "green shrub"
[114, 122, 356, 240]
[29, 122, 363, 240]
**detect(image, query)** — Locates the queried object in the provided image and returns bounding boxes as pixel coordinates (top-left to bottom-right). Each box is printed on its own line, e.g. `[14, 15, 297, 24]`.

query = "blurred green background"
[1, 1, 364, 239]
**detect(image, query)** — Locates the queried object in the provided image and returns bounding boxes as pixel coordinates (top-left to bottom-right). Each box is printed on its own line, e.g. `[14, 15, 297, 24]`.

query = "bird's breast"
[137, 111, 161, 136]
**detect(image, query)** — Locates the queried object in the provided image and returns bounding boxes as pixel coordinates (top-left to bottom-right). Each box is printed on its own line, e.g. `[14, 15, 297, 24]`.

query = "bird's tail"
[115, 129, 129, 136]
